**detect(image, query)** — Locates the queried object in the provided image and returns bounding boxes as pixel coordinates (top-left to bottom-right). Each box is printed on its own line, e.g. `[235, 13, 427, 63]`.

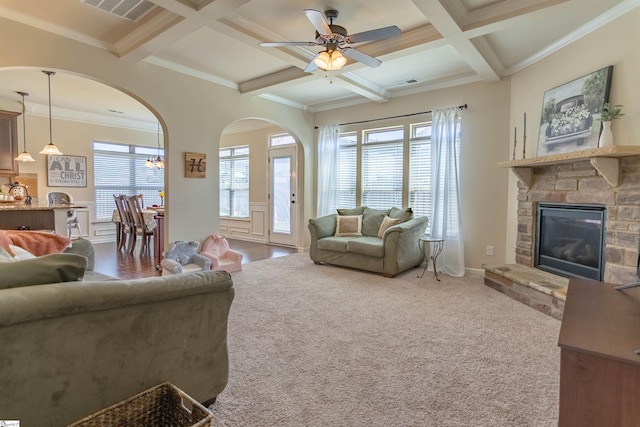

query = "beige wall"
[506, 8, 640, 262]
[314, 80, 512, 270]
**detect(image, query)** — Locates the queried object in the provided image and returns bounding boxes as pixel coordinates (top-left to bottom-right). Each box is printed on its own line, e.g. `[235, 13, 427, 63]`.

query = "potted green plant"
[599, 103, 623, 147]
[600, 103, 624, 121]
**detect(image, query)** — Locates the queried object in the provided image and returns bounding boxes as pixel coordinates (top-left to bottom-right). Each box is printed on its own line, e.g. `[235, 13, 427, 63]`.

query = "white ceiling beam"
[115, 0, 251, 60]
[410, 0, 500, 82]
[334, 73, 389, 103]
[238, 67, 316, 94]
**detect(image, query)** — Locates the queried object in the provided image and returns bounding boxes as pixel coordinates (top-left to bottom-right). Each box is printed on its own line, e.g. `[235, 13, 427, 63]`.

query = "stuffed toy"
[160, 240, 211, 275]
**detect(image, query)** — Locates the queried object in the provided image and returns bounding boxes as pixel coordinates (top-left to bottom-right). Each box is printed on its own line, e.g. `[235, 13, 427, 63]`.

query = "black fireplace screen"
[535, 203, 605, 280]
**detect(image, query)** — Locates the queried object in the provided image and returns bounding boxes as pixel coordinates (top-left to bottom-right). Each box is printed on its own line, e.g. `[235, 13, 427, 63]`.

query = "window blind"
[338, 132, 357, 209]
[219, 146, 249, 217]
[362, 127, 403, 209]
[93, 143, 164, 221]
[409, 123, 432, 220]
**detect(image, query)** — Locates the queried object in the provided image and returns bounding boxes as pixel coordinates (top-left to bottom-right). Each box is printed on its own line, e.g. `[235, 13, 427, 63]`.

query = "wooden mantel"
[497, 145, 640, 188]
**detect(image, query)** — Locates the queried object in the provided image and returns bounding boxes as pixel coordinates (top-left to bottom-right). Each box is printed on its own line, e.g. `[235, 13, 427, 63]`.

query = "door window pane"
[272, 156, 291, 233]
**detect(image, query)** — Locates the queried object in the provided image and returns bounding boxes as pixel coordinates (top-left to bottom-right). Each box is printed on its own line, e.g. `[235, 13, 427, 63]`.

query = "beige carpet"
[210, 253, 560, 426]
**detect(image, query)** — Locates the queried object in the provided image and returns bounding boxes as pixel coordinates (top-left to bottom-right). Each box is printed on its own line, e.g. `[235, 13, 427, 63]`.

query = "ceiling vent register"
[81, 0, 155, 21]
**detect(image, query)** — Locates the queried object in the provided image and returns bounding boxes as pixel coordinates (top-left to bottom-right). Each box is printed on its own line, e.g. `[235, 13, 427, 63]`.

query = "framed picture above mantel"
[47, 155, 87, 187]
[536, 65, 613, 157]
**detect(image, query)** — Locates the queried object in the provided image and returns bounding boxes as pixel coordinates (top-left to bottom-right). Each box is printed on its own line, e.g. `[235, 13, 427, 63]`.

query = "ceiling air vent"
[393, 79, 420, 87]
[81, 0, 156, 21]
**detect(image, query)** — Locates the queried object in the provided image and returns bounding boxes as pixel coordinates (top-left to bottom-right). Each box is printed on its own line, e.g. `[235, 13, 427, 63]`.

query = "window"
[362, 126, 403, 209]
[409, 123, 432, 219]
[219, 146, 249, 217]
[270, 133, 295, 147]
[338, 132, 357, 209]
[93, 142, 165, 221]
[324, 118, 461, 221]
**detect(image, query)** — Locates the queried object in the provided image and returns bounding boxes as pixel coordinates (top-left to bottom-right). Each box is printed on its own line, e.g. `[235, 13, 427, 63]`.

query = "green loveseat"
[308, 207, 429, 277]
[0, 240, 235, 427]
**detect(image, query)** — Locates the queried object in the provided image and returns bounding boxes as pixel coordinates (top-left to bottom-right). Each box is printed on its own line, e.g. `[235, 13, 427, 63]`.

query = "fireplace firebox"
[535, 203, 605, 280]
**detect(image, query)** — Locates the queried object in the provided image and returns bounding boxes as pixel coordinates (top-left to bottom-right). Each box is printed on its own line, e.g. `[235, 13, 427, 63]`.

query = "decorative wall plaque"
[184, 152, 206, 178]
[47, 155, 87, 187]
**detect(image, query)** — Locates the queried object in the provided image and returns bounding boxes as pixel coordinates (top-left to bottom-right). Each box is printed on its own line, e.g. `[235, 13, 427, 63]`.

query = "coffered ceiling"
[0, 0, 636, 125]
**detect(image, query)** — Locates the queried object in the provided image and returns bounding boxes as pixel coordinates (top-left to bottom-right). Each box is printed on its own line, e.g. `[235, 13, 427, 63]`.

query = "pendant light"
[14, 91, 35, 162]
[145, 121, 164, 169]
[39, 70, 63, 156]
[154, 121, 164, 169]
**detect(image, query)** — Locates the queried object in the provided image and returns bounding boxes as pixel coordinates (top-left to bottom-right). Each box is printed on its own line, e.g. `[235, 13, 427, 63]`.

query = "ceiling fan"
[259, 9, 401, 73]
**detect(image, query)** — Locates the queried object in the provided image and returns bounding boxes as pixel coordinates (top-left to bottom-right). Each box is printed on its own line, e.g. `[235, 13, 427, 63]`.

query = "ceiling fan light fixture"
[314, 51, 331, 70]
[314, 50, 346, 71]
[330, 51, 346, 69]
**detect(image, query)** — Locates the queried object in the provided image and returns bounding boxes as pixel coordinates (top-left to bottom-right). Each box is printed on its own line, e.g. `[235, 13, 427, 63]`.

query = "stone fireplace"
[484, 147, 640, 319]
[515, 156, 640, 285]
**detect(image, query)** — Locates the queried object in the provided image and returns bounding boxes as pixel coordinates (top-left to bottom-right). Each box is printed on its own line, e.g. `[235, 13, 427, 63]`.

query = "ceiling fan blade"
[304, 9, 332, 36]
[304, 57, 318, 73]
[347, 26, 401, 44]
[259, 41, 318, 47]
[341, 47, 382, 68]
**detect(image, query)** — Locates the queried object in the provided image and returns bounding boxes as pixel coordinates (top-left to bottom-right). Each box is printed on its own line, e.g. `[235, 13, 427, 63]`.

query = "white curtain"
[430, 107, 465, 277]
[317, 124, 341, 216]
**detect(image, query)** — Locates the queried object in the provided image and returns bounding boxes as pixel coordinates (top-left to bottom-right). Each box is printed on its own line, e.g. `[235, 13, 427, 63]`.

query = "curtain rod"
[314, 103, 467, 129]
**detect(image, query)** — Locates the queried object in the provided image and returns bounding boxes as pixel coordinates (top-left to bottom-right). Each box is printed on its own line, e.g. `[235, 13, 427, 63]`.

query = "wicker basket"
[68, 382, 212, 427]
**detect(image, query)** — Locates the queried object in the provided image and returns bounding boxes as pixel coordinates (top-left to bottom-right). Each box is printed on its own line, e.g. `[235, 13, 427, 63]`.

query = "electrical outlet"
[486, 245, 494, 256]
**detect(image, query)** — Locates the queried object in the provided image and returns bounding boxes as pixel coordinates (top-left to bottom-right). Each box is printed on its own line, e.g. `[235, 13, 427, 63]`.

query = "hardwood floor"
[93, 238, 298, 280]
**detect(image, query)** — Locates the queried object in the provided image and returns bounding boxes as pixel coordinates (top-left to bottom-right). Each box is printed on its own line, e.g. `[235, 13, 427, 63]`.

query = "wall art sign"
[184, 152, 206, 178]
[536, 65, 613, 157]
[47, 155, 87, 187]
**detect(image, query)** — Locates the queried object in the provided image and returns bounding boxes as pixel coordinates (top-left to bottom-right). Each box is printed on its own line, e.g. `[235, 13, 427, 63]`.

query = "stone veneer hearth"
[516, 156, 640, 285]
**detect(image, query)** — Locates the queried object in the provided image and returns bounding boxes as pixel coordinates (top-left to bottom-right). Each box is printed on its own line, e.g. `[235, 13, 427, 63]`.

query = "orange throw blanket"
[0, 230, 72, 257]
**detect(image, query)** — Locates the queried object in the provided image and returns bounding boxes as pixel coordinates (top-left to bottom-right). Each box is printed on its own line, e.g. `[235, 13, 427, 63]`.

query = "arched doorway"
[0, 67, 164, 243]
[220, 118, 304, 249]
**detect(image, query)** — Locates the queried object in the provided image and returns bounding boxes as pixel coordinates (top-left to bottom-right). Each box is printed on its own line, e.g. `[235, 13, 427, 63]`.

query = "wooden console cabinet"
[558, 278, 640, 426]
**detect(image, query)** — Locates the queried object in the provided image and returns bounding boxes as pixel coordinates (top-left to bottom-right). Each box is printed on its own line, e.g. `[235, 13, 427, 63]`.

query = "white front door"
[268, 146, 297, 247]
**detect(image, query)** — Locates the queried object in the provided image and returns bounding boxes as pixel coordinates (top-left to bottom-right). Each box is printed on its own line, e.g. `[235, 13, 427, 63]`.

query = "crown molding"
[26, 103, 157, 132]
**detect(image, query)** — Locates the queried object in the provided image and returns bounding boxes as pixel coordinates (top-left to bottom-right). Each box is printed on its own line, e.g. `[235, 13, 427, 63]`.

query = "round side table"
[418, 236, 445, 280]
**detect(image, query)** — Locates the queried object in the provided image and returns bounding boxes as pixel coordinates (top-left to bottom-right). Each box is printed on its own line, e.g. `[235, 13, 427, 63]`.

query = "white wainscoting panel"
[220, 202, 267, 243]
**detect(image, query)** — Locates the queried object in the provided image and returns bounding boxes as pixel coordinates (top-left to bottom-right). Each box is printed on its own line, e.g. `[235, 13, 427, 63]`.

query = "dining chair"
[113, 194, 131, 251]
[126, 195, 154, 255]
[47, 191, 81, 238]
